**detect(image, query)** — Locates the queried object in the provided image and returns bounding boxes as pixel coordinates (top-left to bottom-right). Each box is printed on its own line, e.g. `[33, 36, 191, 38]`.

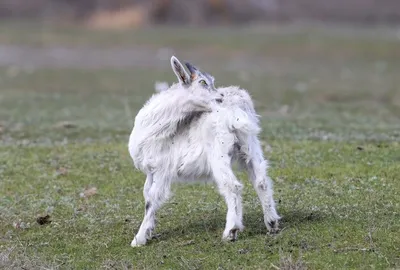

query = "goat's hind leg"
[212, 157, 244, 241]
[131, 173, 171, 247]
[246, 154, 280, 233]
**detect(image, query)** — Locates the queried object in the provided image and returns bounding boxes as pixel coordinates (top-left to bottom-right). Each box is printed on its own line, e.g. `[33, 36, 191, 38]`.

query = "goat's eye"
[199, 80, 208, 86]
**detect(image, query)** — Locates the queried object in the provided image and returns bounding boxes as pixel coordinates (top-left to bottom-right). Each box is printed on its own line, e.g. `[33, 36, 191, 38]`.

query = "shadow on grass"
[149, 208, 325, 244]
[244, 208, 325, 237]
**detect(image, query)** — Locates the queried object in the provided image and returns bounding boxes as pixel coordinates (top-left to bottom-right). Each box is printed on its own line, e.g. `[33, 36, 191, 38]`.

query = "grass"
[0, 21, 400, 269]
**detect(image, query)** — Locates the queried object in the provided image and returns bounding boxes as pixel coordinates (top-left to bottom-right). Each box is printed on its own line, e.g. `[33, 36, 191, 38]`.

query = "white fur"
[128, 83, 280, 247]
[154, 81, 169, 92]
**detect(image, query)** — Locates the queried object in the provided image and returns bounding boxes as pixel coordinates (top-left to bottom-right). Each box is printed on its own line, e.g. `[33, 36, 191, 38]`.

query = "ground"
[0, 22, 399, 269]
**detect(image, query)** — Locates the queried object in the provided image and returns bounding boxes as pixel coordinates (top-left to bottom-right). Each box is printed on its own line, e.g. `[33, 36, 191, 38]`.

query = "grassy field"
[0, 22, 399, 269]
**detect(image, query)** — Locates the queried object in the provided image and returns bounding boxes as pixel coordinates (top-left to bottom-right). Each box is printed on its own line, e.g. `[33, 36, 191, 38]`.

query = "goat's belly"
[175, 143, 212, 180]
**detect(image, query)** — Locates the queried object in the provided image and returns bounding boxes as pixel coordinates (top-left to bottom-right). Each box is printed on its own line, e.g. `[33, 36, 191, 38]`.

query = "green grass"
[0, 21, 400, 269]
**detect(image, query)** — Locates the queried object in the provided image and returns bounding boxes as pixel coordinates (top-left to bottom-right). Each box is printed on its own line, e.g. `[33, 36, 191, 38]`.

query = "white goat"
[128, 56, 280, 247]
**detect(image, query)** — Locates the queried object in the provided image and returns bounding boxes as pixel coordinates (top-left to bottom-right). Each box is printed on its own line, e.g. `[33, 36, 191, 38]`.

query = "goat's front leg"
[246, 153, 280, 233]
[212, 157, 244, 241]
[131, 173, 171, 247]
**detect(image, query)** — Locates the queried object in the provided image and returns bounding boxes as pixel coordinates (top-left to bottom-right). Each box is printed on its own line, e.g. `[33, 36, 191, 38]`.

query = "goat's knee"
[249, 170, 280, 233]
[219, 180, 243, 196]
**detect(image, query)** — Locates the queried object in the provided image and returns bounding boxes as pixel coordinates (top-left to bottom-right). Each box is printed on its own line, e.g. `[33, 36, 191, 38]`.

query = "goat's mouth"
[216, 93, 224, 103]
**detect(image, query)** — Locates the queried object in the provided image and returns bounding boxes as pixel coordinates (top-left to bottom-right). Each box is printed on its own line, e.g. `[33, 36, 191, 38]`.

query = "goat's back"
[129, 85, 261, 181]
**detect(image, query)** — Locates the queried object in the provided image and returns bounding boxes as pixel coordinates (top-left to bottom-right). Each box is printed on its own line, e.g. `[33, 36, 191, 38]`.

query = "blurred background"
[0, 0, 399, 143]
[2, 0, 400, 25]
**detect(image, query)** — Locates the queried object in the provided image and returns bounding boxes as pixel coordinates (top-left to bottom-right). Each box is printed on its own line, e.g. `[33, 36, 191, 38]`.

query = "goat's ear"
[170, 56, 190, 86]
[185, 62, 200, 81]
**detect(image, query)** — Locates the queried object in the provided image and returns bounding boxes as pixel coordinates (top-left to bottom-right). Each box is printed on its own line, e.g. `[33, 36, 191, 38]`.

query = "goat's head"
[184, 61, 216, 92]
[170, 56, 216, 92]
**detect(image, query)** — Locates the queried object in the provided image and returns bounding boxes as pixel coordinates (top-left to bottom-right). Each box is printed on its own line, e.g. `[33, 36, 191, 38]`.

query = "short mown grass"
[0, 22, 399, 269]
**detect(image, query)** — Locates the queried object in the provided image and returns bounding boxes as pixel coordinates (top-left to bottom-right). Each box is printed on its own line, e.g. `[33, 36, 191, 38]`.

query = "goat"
[128, 56, 280, 247]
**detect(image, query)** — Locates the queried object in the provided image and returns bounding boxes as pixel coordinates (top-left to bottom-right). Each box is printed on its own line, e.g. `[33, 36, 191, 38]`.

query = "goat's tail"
[228, 107, 261, 136]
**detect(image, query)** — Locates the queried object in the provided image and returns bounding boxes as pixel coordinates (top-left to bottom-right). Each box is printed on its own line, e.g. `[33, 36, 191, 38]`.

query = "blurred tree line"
[1, 0, 400, 27]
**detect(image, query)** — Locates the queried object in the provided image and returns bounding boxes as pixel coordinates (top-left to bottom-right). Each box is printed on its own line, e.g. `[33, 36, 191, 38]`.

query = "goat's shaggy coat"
[128, 58, 280, 247]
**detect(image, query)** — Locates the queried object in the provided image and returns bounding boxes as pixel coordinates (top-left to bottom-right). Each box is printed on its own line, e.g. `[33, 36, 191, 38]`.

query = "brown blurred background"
[1, 0, 400, 28]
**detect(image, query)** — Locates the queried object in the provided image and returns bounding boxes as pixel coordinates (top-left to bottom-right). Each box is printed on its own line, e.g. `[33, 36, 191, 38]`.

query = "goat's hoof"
[266, 220, 280, 234]
[222, 228, 239, 242]
[131, 236, 146, 247]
